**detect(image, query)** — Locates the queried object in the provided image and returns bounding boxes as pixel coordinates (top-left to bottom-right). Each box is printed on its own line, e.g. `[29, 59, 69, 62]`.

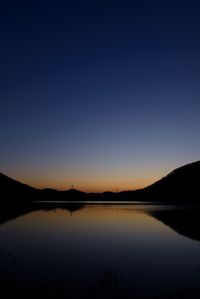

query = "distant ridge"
[0, 161, 200, 204]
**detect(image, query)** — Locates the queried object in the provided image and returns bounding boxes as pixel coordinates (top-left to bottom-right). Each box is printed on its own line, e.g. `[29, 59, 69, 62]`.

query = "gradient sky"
[1, 0, 200, 191]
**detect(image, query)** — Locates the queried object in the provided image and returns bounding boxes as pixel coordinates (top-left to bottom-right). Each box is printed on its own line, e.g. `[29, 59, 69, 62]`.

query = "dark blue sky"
[1, 0, 200, 191]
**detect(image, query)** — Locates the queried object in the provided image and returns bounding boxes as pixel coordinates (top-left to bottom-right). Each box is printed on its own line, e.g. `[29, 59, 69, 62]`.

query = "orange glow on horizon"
[9, 165, 170, 193]
[19, 177, 156, 192]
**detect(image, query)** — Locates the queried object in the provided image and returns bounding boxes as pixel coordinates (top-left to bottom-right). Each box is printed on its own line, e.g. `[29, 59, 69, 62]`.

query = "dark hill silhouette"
[0, 160, 200, 204]
[0, 173, 87, 202]
[113, 161, 200, 203]
[0, 172, 39, 201]
[142, 160, 200, 203]
[0, 172, 37, 193]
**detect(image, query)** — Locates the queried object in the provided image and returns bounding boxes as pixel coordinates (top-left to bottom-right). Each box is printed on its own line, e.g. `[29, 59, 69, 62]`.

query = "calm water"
[0, 203, 200, 299]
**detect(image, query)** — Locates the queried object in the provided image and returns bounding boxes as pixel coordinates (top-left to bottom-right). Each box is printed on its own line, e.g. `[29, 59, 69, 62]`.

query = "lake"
[0, 203, 200, 299]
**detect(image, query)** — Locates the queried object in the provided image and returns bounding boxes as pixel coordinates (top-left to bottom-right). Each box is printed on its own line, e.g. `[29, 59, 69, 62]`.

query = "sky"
[0, 0, 200, 191]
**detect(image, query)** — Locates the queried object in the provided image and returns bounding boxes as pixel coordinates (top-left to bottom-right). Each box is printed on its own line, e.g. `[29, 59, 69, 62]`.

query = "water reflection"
[0, 203, 200, 299]
[150, 207, 200, 242]
[0, 202, 85, 225]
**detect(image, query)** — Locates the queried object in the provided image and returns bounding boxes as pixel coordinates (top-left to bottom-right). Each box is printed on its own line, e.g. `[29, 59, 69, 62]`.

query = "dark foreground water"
[0, 203, 200, 299]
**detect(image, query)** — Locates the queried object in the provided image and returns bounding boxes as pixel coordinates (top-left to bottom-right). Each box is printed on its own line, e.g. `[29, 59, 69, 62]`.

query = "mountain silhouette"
[0, 173, 87, 202]
[0, 172, 39, 200]
[142, 160, 200, 203]
[0, 160, 200, 204]
[108, 160, 200, 203]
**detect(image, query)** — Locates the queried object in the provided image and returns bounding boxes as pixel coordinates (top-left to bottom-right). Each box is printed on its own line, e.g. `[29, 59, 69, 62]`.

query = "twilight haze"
[0, 0, 200, 192]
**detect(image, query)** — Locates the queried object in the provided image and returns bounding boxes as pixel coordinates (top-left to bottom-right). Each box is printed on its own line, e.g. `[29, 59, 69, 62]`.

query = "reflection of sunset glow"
[7, 205, 164, 236]
[1, 204, 200, 299]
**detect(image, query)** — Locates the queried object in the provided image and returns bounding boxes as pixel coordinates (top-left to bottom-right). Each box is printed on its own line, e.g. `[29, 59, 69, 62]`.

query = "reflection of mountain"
[1, 203, 200, 243]
[151, 208, 200, 242]
[0, 160, 200, 203]
[0, 203, 85, 225]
